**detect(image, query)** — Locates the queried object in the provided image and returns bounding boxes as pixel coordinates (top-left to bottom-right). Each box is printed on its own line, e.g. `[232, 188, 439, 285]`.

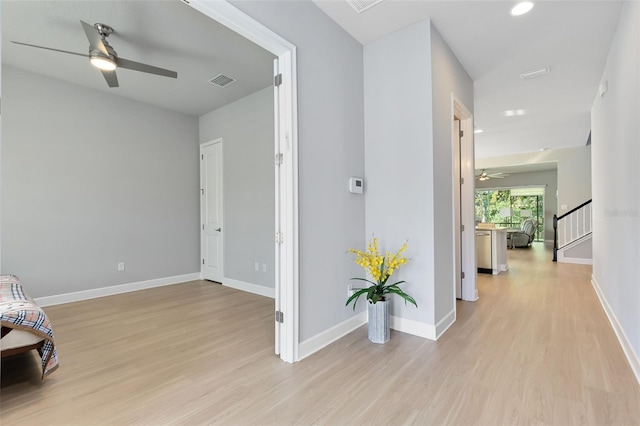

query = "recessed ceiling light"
[474, 129, 484, 134]
[510, 1, 534, 16]
[504, 109, 526, 117]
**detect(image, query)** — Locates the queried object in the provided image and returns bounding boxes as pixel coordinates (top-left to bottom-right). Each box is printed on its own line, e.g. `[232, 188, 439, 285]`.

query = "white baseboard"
[435, 308, 456, 338]
[222, 278, 275, 299]
[298, 311, 367, 360]
[557, 255, 593, 265]
[390, 315, 436, 340]
[35, 273, 202, 307]
[390, 308, 456, 341]
[591, 275, 640, 385]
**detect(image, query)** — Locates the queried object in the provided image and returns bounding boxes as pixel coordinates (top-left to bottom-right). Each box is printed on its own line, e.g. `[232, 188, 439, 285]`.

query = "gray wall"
[1, 66, 200, 297]
[199, 87, 275, 289]
[476, 145, 591, 215]
[364, 20, 434, 324]
[476, 170, 558, 241]
[557, 145, 591, 213]
[591, 2, 640, 373]
[230, 0, 366, 341]
[364, 20, 473, 327]
[430, 24, 474, 323]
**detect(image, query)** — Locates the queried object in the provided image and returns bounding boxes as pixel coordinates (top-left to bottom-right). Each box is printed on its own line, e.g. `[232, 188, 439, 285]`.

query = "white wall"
[1, 66, 200, 297]
[476, 170, 558, 241]
[199, 87, 275, 289]
[364, 20, 473, 334]
[230, 0, 366, 341]
[591, 2, 640, 379]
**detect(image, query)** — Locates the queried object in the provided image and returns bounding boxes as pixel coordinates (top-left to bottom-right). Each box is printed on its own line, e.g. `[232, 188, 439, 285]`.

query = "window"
[475, 187, 545, 241]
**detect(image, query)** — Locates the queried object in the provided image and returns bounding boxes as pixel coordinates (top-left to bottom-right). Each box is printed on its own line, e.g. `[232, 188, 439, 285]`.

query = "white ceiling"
[313, 0, 622, 159]
[2, 0, 276, 117]
[3, 0, 622, 161]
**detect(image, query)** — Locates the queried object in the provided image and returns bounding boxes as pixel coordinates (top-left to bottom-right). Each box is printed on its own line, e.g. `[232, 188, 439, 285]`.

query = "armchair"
[509, 218, 537, 247]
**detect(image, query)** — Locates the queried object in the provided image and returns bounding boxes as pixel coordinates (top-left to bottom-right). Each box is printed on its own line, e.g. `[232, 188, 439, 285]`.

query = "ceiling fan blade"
[101, 70, 119, 88]
[11, 41, 88, 58]
[117, 57, 177, 79]
[81, 20, 109, 56]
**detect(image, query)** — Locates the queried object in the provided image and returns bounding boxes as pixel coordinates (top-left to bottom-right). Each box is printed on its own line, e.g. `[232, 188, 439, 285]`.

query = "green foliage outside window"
[475, 190, 544, 241]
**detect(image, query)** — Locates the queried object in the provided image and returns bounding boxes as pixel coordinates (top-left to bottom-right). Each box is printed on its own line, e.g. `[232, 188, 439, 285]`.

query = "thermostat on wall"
[349, 177, 364, 194]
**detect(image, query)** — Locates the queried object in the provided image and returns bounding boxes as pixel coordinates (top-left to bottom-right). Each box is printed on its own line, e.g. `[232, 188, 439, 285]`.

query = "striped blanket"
[1, 275, 59, 378]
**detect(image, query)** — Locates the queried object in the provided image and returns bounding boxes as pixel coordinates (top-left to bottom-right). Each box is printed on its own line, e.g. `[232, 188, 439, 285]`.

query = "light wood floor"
[2, 244, 639, 425]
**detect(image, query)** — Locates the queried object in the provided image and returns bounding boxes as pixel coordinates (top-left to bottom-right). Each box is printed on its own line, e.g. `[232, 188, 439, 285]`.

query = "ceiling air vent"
[345, 0, 384, 14]
[209, 74, 236, 87]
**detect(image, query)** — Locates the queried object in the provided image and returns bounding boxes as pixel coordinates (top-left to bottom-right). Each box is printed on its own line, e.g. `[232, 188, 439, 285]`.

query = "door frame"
[452, 94, 477, 303]
[200, 139, 224, 282]
[186, 0, 299, 363]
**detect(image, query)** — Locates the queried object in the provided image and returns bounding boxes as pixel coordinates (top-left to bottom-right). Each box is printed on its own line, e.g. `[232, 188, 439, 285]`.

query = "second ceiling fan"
[12, 20, 178, 88]
[476, 170, 509, 181]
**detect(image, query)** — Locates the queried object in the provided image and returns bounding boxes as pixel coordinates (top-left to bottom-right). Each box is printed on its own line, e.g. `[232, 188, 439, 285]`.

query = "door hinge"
[201, 154, 203, 160]
[461, 225, 465, 232]
[461, 271, 465, 279]
[274, 73, 283, 87]
[202, 259, 205, 265]
[275, 310, 284, 323]
[460, 130, 464, 137]
[275, 232, 284, 244]
[200, 188, 204, 195]
[461, 177, 464, 185]
[275, 153, 284, 166]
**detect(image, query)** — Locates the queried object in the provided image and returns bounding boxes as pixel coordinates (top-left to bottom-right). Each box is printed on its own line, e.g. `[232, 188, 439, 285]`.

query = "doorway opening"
[187, 0, 299, 362]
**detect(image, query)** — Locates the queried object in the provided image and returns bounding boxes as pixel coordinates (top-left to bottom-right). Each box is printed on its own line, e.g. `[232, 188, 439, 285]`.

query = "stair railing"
[553, 199, 592, 262]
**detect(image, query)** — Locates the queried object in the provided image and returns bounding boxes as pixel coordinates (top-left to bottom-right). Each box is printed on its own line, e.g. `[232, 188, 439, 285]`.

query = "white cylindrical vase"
[367, 299, 390, 344]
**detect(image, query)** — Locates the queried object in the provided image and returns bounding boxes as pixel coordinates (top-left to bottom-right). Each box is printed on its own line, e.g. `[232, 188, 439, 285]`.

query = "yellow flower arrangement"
[346, 237, 417, 310]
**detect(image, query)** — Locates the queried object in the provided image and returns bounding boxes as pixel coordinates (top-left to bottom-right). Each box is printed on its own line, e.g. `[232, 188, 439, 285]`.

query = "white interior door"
[201, 140, 223, 282]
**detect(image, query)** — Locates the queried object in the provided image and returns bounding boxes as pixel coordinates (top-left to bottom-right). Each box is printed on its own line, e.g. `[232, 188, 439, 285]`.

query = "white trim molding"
[591, 275, 640, 385]
[390, 309, 457, 341]
[298, 312, 367, 360]
[223, 278, 275, 299]
[35, 273, 201, 307]
[391, 316, 436, 340]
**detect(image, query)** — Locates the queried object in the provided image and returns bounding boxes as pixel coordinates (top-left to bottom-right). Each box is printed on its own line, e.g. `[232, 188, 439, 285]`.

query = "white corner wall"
[1, 66, 200, 298]
[199, 87, 275, 290]
[591, 1, 640, 382]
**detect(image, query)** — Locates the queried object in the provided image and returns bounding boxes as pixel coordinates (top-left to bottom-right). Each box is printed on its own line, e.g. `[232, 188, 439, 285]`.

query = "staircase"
[553, 200, 593, 264]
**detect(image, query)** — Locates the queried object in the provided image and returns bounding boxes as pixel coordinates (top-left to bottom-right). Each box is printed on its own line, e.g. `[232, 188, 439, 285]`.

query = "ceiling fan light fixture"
[90, 55, 116, 71]
[510, 1, 534, 16]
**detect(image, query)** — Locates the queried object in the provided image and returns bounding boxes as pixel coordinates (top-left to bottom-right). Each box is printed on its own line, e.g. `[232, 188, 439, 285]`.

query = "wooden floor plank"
[2, 244, 638, 425]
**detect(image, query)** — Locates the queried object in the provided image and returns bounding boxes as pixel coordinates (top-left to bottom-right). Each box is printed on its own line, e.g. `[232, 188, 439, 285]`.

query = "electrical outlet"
[262, 264, 267, 272]
[117, 262, 125, 272]
[254, 262, 259, 271]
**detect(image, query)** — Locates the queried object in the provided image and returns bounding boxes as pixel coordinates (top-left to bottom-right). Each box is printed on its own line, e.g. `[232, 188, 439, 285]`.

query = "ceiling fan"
[476, 170, 509, 181]
[11, 20, 177, 88]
